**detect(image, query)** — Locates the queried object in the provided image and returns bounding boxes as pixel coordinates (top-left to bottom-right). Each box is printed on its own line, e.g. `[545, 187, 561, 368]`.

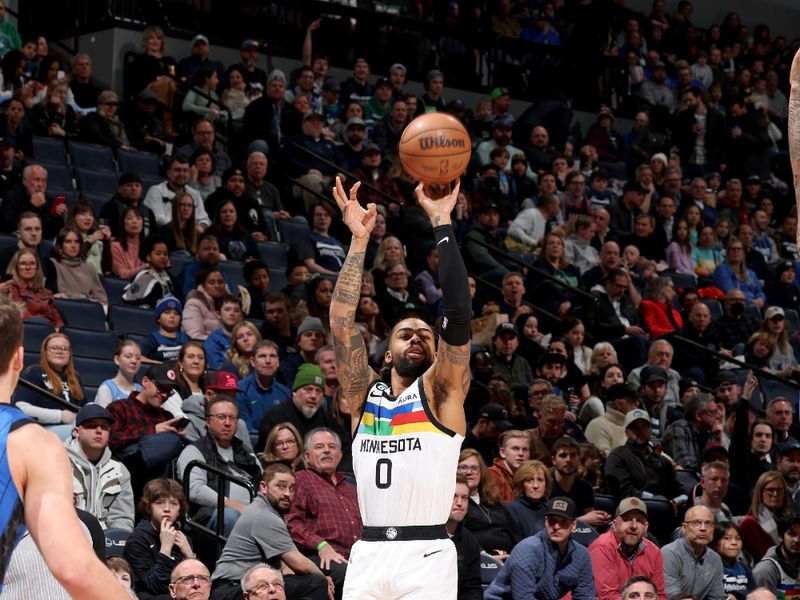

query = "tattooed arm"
[791, 48, 800, 251]
[329, 178, 380, 427]
[417, 182, 471, 435]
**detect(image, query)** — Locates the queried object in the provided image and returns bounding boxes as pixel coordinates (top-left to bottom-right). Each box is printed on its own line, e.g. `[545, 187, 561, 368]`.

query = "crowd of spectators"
[2, 0, 800, 598]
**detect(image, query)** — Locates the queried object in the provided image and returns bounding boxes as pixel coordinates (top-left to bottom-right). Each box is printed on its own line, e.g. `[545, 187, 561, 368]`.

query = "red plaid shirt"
[106, 391, 173, 452]
[285, 467, 361, 558]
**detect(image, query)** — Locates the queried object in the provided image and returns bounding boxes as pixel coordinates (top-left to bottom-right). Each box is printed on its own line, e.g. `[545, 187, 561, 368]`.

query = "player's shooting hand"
[415, 180, 461, 227]
[332, 177, 376, 239]
[318, 543, 347, 570]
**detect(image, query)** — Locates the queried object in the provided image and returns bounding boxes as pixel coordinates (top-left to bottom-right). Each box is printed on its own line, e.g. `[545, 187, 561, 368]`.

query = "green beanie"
[292, 363, 324, 391]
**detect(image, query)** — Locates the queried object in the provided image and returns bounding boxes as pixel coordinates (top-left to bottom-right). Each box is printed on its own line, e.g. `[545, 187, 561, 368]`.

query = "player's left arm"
[417, 182, 471, 433]
[791, 47, 800, 250]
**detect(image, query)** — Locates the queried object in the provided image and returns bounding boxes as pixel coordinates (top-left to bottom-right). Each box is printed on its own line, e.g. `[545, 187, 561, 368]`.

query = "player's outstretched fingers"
[349, 180, 361, 203]
[332, 176, 347, 210]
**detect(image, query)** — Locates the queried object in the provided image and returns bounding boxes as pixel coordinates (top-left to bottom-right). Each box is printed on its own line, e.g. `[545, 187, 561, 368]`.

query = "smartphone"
[173, 417, 191, 430]
[50, 195, 67, 216]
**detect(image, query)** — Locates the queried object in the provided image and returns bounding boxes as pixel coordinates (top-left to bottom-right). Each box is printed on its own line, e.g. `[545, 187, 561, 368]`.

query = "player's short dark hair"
[0, 296, 22, 375]
[262, 461, 294, 485]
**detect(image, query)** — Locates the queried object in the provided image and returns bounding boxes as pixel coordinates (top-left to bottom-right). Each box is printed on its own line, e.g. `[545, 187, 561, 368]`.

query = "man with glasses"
[589, 499, 665, 600]
[753, 515, 800, 594]
[178, 395, 261, 537]
[177, 118, 232, 178]
[65, 404, 134, 532]
[661, 505, 724, 600]
[144, 154, 211, 230]
[241, 564, 286, 600]
[106, 363, 186, 494]
[170, 558, 213, 600]
[484, 497, 595, 600]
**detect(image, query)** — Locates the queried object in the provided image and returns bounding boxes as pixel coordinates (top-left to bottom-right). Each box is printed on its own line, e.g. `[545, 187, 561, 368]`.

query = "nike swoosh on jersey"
[423, 550, 443, 558]
[437, 236, 449, 246]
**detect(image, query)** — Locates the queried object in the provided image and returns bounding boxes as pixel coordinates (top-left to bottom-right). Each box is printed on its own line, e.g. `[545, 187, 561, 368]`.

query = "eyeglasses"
[247, 581, 286, 594]
[684, 519, 714, 528]
[387, 272, 408, 278]
[457, 465, 480, 473]
[275, 439, 297, 448]
[46, 346, 71, 353]
[208, 414, 237, 423]
[529, 390, 548, 399]
[174, 574, 211, 586]
[764, 487, 785, 495]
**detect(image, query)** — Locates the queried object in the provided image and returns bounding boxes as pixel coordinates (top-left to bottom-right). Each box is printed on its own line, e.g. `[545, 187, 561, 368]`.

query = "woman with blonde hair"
[712, 237, 766, 307]
[15, 332, 85, 439]
[739, 470, 791, 562]
[528, 231, 581, 318]
[371, 235, 405, 294]
[95, 340, 142, 407]
[504, 460, 553, 538]
[29, 79, 78, 138]
[5, 247, 63, 329]
[221, 321, 261, 379]
[759, 307, 799, 376]
[126, 26, 177, 136]
[261, 422, 304, 469]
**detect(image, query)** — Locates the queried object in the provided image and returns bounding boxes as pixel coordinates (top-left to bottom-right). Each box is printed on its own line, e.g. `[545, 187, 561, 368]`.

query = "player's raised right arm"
[329, 177, 379, 422]
[790, 48, 800, 250]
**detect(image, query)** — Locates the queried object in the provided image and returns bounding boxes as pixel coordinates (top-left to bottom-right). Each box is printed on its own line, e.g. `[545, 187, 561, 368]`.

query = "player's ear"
[384, 349, 392, 366]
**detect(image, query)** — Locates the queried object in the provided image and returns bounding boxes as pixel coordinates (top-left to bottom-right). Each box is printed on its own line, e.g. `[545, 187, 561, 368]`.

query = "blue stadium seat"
[102, 276, 130, 306]
[63, 327, 118, 359]
[743, 304, 762, 326]
[73, 356, 117, 387]
[23, 320, 54, 352]
[83, 385, 98, 403]
[23, 351, 40, 369]
[75, 167, 120, 196]
[268, 271, 287, 293]
[117, 148, 161, 176]
[218, 260, 246, 290]
[42, 163, 75, 193]
[68, 140, 116, 171]
[168, 252, 193, 283]
[0, 234, 19, 258]
[664, 270, 696, 291]
[276, 219, 310, 249]
[105, 528, 131, 558]
[139, 174, 163, 196]
[787, 309, 800, 334]
[256, 241, 289, 270]
[109, 304, 156, 337]
[54, 299, 107, 331]
[702, 299, 723, 322]
[82, 192, 113, 216]
[32, 136, 67, 164]
[593, 493, 617, 516]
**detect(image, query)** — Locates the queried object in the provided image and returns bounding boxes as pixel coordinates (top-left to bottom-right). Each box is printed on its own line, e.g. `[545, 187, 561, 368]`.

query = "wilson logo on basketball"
[417, 135, 466, 150]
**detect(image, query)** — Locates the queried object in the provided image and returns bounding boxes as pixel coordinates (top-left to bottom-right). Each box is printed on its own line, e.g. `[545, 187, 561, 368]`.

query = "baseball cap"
[747, 175, 761, 183]
[701, 443, 729, 463]
[75, 404, 115, 427]
[303, 111, 323, 122]
[346, 117, 366, 129]
[447, 98, 465, 111]
[494, 322, 518, 338]
[493, 115, 514, 129]
[206, 370, 241, 392]
[297, 316, 325, 336]
[776, 261, 795, 276]
[375, 77, 392, 89]
[426, 69, 443, 82]
[222, 167, 245, 184]
[490, 87, 510, 101]
[624, 408, 650, 429]
[97, 90, 119, 105]
[363, 142, 381, 154]
[653, 61, 666, 69]
[679, 378, 701, 399]
[267, 69, 286, 84]
[715, 371, 738, 387]
[193, 34, 209, 46]
[155, 295, 182, 322]
[136, 89, 159, 103]
[241, 39, 259, 50]
[605, 383, 636, 403]
[616, 497, 648, 517]
[477, 201, 500, 213]
[640, 366, 668, 385]
[322, 78, 341, 92]
[779, 439, 800, 457]
[0, 137, 16, 148]
[765, 306, 785, 321]
[118, 171, 141, 186]
[545, 497, 577, 520]
[145, 363, 178, 389]
[293, 363, 324, 391]
[511, 153, 527, 165]
[389, 63, 407, 74]
[478, 404, 513, 429]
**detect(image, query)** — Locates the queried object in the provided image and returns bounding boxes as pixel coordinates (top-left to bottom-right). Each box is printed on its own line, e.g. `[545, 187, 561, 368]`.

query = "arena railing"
[15, 377, 81, 412]
[181, 459, 257, 553]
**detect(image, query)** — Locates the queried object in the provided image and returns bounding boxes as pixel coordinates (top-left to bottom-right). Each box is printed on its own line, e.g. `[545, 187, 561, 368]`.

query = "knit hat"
[155, 295, 182, 322]
[292, 363, 324, 391]
[297, 316, 325, 336]
[118, 172, 141, 186]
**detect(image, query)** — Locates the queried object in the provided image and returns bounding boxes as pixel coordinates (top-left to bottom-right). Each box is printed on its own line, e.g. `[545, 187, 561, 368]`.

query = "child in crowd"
[140, 295, 190, 363]
[240, 260, 270, 321]
[106, 557, 137, 598]
[122, 236, 173, 308]
[587, 168, 614, 211]
[204, 294, 243, 369]
[95, 340, 143, 407]
[714, 522, 755, 600]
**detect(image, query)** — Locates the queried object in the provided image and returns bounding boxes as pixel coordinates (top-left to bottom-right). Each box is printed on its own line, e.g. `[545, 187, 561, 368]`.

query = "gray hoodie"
[64, 436, 134, 531]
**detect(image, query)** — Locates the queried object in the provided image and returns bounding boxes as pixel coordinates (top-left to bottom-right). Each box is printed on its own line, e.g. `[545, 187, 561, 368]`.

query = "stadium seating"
[276, 219, 310, 249]
[54, 298, 107, 331]
[75, 167, 121, 196]
[102, 276, 130, 306]
[256, 241, 289, 270]
[42, 163, 75, 193]
[32, 136, 67, 164]
[68, 141, 116, 171]
[73, 356, 117, 387]
[787, 309, 800, 334]
[0, 234, 19, 257]
[109, 304, 157, 337]
[22, 320, 54, 352]
[218, 260, 247, 290]
[83, 192, 114, 216]
[63, 327, 119, 359]
[117, 148, 161, 176]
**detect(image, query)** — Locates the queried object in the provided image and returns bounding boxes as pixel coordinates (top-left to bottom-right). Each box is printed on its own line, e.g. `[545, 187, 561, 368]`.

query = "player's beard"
[392, 354, 432, 379]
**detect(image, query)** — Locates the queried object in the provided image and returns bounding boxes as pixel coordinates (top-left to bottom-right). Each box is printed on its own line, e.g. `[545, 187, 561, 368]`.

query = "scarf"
[98, 110, 130, 147]
[758, 506, 781, 544]
[51, 256, 100, 301]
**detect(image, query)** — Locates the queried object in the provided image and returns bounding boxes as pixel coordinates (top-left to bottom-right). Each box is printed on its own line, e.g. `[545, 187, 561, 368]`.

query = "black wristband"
[433, 224, 471, 346]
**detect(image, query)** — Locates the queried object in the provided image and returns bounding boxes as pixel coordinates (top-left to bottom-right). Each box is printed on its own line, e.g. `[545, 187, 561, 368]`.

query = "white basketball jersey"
[352, 378, 464, 527]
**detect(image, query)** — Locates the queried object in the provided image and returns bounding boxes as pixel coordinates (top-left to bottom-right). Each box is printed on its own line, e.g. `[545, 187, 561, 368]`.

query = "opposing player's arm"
[329, 178, 379, 421]
[9, 423, 131, 599]
[790, 48, 800, 250]
[416, 183, 471, 424]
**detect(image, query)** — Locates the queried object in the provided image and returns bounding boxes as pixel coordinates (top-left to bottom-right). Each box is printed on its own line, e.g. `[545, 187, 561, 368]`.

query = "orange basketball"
[398, 112, 471, 185]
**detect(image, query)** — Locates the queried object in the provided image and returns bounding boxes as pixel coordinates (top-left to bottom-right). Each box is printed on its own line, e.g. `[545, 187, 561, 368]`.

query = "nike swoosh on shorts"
[423, 550, 443, 558]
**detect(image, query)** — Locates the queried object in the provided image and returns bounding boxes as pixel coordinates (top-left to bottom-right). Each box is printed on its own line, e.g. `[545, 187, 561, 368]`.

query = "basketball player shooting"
[791, 47, 800, 252]
[330, 176, 471, 599]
